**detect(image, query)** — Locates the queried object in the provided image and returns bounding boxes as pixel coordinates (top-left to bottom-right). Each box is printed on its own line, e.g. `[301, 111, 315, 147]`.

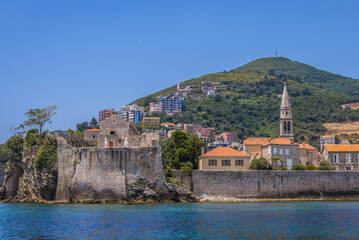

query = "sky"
[1, 0, 359, 143]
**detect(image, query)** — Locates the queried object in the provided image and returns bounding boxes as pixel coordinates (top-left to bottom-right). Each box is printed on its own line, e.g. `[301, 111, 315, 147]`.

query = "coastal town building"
[83, 128, 100, 143]
[99, 109, 115, 122]
[220, 132, 237, 143]
[279, 82, 294, 141]
[183, 124, 202, 132]
[198, 147, 251, 170]
[299, 143, 319, 166]
[162, 122, 180, 130]
[261, 138, 300, 170]
[176, 88, 192, 98]
[250, 152, 262, 162]
[320, 135, 335, 150]
[142, 117, 160, 128]
[157, 95, 185, 113]
[322, 145, 359, 170]
[193, 127, 216, 139]
[242, 138, 271, 154]
[177, 82, 185, 91]
[149, 102, 163, 113]
[119, 104, 145, 124]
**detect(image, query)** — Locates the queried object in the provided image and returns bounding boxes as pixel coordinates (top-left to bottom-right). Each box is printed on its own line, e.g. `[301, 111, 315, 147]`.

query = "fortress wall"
[173, 170, 359, 200]
[56, 145, 167, 202]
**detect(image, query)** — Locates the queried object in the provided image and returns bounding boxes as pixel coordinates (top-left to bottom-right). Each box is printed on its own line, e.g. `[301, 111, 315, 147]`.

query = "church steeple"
[279, 82, 294, 140]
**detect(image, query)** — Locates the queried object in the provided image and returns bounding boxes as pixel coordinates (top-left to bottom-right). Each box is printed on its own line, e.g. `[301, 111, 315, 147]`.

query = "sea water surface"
[1, 201, 359, 239]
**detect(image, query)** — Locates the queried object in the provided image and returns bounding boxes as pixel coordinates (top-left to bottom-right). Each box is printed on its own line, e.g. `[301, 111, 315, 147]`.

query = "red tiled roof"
[243, 137, 271, 146]
[299, 143, 317, 150]
[324, 144, 359, 152]
[84, 129, 100, 132]
[200, 147, 250, 157]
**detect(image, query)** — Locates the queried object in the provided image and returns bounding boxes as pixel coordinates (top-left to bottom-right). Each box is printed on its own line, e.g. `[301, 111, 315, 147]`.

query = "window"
[209, 160, 217, 166]
[112, 120, 116, 123]
[333, 153, 339, 164]
[222, 160, 230, 166]
[235, 160, 243, 166]
[346, 166, 353, 170]
[346, 154, 351, 163]
[110, 131, 115, 135]
[285, 149, 289, 155]
[279, 149, 283, 155]
[93, 135, 96, 138]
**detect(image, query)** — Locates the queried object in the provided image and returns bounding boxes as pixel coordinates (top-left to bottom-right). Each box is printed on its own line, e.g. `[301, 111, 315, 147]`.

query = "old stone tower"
[279, 82, 294, 141]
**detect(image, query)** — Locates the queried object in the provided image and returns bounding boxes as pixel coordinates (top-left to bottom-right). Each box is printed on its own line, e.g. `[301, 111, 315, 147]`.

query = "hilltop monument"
[279, 82, 294, 141]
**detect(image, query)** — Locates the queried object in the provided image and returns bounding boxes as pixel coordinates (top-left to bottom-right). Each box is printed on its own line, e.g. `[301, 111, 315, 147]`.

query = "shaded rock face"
[0, 149, 57, 202]
[0, 163, 6, 186]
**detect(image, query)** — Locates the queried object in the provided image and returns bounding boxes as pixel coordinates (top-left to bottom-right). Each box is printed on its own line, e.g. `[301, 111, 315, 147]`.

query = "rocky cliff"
[0, 163, 5, 186]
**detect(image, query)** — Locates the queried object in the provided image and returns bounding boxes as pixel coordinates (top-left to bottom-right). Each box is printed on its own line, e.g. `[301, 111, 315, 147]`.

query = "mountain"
[235, 57, 359, 97]
[134, 57, 359, 148]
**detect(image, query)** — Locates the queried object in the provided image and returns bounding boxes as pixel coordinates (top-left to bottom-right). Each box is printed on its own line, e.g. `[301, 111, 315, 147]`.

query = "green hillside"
[235, 57, 359, 97]
[134, 57, 359, 148]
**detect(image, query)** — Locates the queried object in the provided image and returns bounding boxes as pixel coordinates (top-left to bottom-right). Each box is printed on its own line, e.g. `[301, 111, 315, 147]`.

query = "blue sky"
[1, 0, 359, 143]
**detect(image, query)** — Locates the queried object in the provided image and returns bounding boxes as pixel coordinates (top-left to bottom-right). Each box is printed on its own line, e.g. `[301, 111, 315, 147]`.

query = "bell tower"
[279, 82, 294, 140]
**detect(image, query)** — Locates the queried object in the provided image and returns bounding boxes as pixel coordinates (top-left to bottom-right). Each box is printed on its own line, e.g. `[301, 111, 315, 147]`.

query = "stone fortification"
[173, 170, 359, 200]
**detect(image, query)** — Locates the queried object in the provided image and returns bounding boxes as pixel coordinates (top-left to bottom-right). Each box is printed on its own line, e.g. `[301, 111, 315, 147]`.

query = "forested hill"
[133, 57, 359, 147]
[235, 57, 359, 97]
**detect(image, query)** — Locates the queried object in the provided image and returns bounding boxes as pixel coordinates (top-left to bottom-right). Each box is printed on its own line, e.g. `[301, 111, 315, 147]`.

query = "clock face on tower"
[273, 147, 278, 154]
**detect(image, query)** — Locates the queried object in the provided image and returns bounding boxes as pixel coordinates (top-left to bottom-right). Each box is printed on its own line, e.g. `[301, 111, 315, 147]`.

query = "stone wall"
[173, 170, 359, 200]
[56, 141, 167, 203]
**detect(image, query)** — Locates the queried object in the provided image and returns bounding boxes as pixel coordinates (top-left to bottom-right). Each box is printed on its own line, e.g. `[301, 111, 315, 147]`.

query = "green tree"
[249, 158, 272, 170]
[16, 105, 57, 142]
[0, 135, 24, 163]
[34, 136, 57, 172]
[90, 117, 98, 126]
[318, 159, 336, 170]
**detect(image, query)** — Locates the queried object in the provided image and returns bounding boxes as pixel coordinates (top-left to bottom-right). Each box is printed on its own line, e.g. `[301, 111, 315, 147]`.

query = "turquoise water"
[1, 201, 359, 239]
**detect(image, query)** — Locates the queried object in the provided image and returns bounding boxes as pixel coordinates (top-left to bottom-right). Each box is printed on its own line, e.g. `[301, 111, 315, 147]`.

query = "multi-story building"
[149, 102, 162, 113]
[183, 124, 202, 132]
[299, 143, 319, 166]
[177, 82, 185, 91]
[193, 127, 216, 138]
[157, 95, 184, 113]
[162, 122, 180, 130]
[261, 138, 300, 170]
[220, 132, 238, 143]
[322, 145, 359, 170]
[119, 104, 144, 124]
[142, 117, 160, 128]
[320, 135, 335, 150]
[99, 109, 115, 122]
[242, 138, 271, 154]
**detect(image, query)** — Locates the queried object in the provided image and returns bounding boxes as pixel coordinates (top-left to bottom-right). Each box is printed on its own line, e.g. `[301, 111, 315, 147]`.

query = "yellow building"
[142, 117, 160, 128]
[299, 143, 319, 166]
[242, 138, 271, 154]
[198, 147, 251, 170]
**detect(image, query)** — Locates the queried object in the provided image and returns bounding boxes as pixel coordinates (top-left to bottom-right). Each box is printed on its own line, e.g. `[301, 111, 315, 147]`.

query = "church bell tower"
[279, 82, 294, 140]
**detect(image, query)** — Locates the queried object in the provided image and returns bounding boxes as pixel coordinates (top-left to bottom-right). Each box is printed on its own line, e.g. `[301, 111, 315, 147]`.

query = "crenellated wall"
[173, 170, 359, 200]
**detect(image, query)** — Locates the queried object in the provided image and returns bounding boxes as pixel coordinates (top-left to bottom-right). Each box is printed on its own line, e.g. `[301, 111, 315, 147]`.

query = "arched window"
[287, 122, 291, 132]
[283, 122, 287, 132]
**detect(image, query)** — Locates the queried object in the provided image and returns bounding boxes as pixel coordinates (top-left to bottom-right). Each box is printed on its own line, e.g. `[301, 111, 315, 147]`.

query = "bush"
[318, 159, 336, 170]
[306, 165, 318, 170]
[250, 158, 272, 170]
[1, 135, 24, 163]
[180, 161, 193, 174]
[291, 164, 306, 170]
[34, 147, 57, 171]
[24, 129, 39, 148]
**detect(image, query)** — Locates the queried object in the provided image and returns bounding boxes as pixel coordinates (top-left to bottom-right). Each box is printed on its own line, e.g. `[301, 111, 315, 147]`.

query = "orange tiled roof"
[84, 129, 100, 132]
[243, 137, 271, 146]
[324, 144, 359, 152]
[164, 122, 176, 126]
[264, 138, 295, 146]
[200, 147, 250, 157]
[299, 143, 317, 150]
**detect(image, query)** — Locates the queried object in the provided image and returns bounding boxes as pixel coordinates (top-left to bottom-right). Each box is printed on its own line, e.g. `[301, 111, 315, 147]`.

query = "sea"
[1, 201, 359, 239]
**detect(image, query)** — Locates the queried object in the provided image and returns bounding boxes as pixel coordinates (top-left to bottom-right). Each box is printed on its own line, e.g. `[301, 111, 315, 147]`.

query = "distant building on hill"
[177, 82, 185, 91]
[193, 127, 216, 139]
[119, 104, 144, 124]
[99, 109, 115, 122]
[183, 124, 202, 132]
[320, 135, 335, 150]
[157, 95, 184, 113]
[162, 122, 180, 130]
[149, 102, 162, 113]
[220, 132, 237, 143]
[142, 117, 160, 128]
